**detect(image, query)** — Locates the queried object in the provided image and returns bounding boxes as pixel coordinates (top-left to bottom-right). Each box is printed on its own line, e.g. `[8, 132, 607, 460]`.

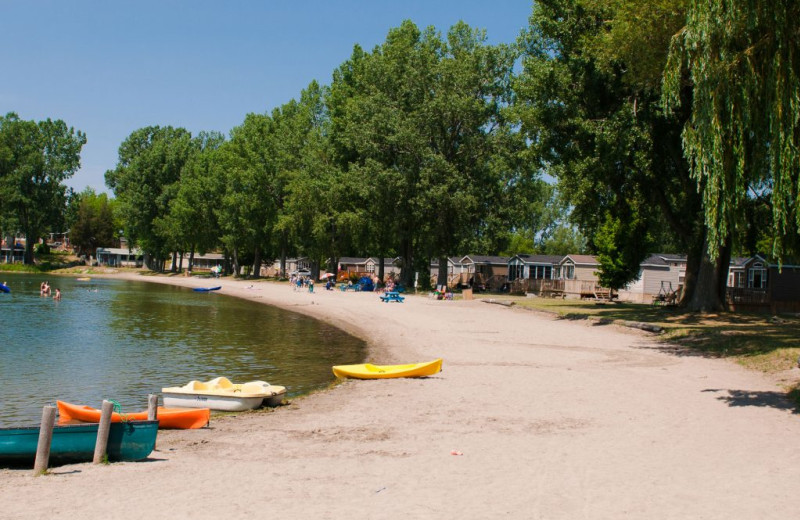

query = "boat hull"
[0, 284, 9, 293]
[162, 393, 264, 412]
[57, 401, 210, 429]
[332, 359, 443, 379]
[162, 377, 286, 411]
[0, 421, 158, 467]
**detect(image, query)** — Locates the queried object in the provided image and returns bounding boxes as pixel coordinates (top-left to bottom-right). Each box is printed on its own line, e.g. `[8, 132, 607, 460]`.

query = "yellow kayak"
[332, 359, 442, 379]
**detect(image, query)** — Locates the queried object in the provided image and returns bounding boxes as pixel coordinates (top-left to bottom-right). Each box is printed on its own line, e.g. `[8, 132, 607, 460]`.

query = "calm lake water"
[0, 273, 365, 427]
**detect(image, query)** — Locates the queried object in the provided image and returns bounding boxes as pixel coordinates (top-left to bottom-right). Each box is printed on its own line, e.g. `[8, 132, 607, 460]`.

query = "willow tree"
[663, 0, 800, 264]
[515, 0, 721, 302]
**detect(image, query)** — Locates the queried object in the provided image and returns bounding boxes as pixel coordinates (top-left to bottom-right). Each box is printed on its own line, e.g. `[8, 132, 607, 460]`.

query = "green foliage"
[503, 232, 535, 255]
[105, 126, 194, 268]
[663, 0, 800, 261]
[515, 0, 707, 295]
[589, 0, 687, 92]
[69, 188, 117, 256]
[0, 112, 86, 264]
[329, 20, 522, 284]
[594, 212, 652, 290]
[166, 131, 226, 262]
[540, 225, 587, 256]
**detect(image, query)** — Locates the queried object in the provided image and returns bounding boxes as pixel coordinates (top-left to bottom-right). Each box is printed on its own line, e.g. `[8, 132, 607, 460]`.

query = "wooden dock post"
[33, 405, 56, 475]
[147, 394, 159, 449]
[147, 394, 158, 421]
[93, 400, 114, 464]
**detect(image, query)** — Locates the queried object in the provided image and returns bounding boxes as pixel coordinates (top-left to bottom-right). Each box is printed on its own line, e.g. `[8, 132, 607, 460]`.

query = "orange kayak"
[56, 400, 210, 429]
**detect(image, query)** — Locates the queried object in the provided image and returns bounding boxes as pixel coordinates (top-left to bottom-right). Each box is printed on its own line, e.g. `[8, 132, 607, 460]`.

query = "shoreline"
[2, 272, 800, 519]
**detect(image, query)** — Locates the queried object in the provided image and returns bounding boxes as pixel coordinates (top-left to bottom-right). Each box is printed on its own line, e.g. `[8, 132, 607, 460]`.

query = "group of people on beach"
[289, 274, 314, 293]
[40, 281, 60, 300]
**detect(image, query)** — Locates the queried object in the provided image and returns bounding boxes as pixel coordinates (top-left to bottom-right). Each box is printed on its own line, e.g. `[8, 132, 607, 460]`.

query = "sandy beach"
[1, 273, 799, 519]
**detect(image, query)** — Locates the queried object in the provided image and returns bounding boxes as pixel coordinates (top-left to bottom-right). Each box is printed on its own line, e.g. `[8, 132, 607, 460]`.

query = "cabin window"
[366, 263, 375, 273]
[561, 263, 575, 280]
[528, 265, 553, 279]
[747, 263, 767, 289]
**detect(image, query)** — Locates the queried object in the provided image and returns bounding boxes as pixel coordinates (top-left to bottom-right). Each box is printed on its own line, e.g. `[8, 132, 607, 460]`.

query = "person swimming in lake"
[53, 288, 61, 301]
[41, 281, 51, 296]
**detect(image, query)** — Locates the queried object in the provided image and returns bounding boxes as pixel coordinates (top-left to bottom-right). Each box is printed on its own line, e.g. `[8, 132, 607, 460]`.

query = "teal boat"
[0, 420, 158, 467]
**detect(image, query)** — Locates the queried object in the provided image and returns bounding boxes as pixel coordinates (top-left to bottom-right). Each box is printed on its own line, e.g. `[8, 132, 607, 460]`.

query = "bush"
[34, 243, 50, 255]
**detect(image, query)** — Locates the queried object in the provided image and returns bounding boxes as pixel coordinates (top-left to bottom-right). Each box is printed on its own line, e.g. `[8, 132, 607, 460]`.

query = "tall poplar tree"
[329, 21, 519, 287]
[105, 126, 193, 270]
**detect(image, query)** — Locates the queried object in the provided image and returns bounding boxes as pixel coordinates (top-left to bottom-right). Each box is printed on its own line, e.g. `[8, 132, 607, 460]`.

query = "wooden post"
[147, 394, 158, 421]
[147, 394, 159, 449]
[33, 405, 56, 475]
[93, 400, 114, 464]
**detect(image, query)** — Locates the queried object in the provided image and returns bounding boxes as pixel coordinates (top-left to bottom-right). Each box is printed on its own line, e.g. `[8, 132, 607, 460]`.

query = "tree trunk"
[437, 256, 448, 288]
[330, 255, 339, 279]
[311, 257, 321, 281]
[252, 246, 262, 279]
[399, 238, 415, 288]
[170, 251, 178, 273]
[144, 253, 156, 271]
[232, 248, 240, 277]
[279, 231, 288, 279]
[679, 233, 703, 307]
[417, 258, 432, 291]
[684, 234, 732, 312]
[24, 239, 35, 265]
[188, 247, 195, 273]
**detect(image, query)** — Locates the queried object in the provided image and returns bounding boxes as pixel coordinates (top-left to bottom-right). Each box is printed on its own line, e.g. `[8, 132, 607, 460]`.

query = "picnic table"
[380, 291, 405, 303]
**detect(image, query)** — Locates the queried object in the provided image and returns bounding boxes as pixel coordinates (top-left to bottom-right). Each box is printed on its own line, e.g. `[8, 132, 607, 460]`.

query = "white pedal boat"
[161, 377, 286, 412]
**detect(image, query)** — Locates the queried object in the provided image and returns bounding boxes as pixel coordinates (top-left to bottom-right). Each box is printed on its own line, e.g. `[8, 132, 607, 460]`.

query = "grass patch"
[0, 263, 51, 273]
[788, 385, 800, 407]
[1, 251, 82, 273]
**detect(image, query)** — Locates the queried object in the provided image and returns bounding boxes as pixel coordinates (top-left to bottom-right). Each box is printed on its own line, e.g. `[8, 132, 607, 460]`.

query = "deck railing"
[726, 287, 769, 305]
[520, 278, 605, 298]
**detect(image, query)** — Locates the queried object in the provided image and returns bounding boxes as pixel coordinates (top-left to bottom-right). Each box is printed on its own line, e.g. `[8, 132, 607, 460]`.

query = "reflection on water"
[0, 274, 365, 427]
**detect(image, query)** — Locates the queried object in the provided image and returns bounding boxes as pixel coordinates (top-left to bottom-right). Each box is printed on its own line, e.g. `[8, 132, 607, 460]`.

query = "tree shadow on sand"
[702, 388, 799, 413]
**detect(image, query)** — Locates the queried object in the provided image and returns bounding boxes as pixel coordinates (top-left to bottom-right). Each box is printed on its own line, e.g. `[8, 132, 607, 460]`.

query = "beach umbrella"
[320, 272, 335, 279]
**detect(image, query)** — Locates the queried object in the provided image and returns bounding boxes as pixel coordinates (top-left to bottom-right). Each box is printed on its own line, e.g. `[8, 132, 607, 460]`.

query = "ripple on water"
[0, 274, 365, 427]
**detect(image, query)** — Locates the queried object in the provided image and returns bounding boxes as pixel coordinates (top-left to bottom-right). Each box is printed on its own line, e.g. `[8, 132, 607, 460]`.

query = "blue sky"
[1, 1, 532, 193]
